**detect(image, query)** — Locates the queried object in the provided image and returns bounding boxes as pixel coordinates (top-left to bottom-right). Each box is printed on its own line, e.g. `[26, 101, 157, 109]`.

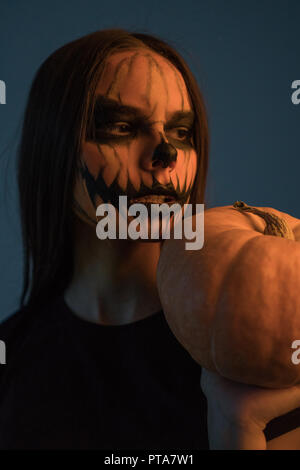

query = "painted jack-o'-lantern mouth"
[80, 161, 191, 212]
[128, 186, 183, 206]
[129, 194, 177, 204]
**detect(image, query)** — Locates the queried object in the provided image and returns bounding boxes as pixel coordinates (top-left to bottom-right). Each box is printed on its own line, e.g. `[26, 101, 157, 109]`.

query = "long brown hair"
[18, 29, 209, 309]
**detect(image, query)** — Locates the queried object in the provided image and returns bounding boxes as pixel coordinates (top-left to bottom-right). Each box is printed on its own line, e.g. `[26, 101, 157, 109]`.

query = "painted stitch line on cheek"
[79, 163, 100, 209]
[97, 144, 119, 187]
[184, 148, 194, 180]
[114, 142, 129, 190]
[93, 119, 144, 193]
[169, 168, 177, 189]
[181, 172, 187, 194]
[84, 143, 124, 206]
[187, 152, 197, 192]
[96, 143, 108, 168]
[190, 152, 198, 191]
[114, 142, 135, 191]
[126, 141, 141, 192]
[96, 140, 138, 194]
[185, 149, 193, 189]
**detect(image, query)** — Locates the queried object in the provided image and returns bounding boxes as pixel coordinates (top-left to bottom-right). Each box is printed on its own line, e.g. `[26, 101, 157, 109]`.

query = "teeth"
[130, 195, 175, 204]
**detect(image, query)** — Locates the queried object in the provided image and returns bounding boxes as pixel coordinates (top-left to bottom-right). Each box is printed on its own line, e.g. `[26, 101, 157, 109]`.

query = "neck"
[64, 218, 163, 325]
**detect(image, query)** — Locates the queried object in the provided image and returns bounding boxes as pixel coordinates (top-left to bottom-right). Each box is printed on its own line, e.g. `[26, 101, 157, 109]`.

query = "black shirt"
[0, 296, 209, 449]
[0, 296, 298, 449]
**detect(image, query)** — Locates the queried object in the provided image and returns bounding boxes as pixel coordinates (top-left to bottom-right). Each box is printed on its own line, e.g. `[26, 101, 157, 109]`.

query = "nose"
[140, 126, 178, 172]
[152, 141, 177, 170]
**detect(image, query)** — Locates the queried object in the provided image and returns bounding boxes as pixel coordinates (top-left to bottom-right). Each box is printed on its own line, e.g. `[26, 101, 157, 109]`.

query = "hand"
[200, 368, 300, 450]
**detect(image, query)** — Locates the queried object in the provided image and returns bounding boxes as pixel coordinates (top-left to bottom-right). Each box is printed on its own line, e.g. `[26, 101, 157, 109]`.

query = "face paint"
[152, 141, 177, 169]
[74, 50, 198, 228]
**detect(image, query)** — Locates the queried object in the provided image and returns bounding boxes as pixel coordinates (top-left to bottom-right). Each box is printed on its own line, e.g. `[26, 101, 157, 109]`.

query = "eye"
[105, 122, 133, 136]
[167, 127, 193, 142]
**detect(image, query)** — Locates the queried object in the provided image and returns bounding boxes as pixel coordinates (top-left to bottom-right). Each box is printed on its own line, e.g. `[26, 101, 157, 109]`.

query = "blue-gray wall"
[1, 0, 300, 320]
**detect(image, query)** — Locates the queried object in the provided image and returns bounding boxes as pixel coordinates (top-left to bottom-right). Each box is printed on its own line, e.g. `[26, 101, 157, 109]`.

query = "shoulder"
[0, 304, 34, 359]
[0, 296, 64, 341]
[0, 297, 68, 376]
[0, 305, 29, 343]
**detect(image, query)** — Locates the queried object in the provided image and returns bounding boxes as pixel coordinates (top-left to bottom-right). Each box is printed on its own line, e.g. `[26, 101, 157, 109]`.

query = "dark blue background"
[1, 0, 300, 319]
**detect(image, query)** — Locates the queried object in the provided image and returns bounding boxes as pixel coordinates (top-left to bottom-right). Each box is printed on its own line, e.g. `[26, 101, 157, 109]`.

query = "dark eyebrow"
[94, 95, 195, 126]
[164, 110, 195, 128]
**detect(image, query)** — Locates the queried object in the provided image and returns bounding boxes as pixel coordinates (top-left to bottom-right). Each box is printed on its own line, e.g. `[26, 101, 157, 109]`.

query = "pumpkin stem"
[233, 200, 295, 240]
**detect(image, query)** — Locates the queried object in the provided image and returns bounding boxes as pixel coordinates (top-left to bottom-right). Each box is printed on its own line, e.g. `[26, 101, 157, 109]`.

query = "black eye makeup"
[165, 127, 194, 147]
[106, 122, 133, 135]
[86, 96, 195, 147]
[91, 119, 146, 143]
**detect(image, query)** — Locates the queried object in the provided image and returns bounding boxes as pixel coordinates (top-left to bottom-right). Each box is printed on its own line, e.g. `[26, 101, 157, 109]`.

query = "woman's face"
[74, 49, 198, 230]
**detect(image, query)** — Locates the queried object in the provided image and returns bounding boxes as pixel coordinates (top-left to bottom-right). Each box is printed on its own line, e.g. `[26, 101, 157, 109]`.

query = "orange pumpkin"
[157, 202, 300, 388]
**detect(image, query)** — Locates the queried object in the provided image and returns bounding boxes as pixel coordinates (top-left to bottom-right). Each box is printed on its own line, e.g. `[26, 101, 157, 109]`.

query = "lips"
[129, 195, 177, 204]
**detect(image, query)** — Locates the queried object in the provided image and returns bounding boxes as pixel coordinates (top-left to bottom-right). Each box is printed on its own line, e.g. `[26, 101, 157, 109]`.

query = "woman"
[0, 29, 299, 449]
